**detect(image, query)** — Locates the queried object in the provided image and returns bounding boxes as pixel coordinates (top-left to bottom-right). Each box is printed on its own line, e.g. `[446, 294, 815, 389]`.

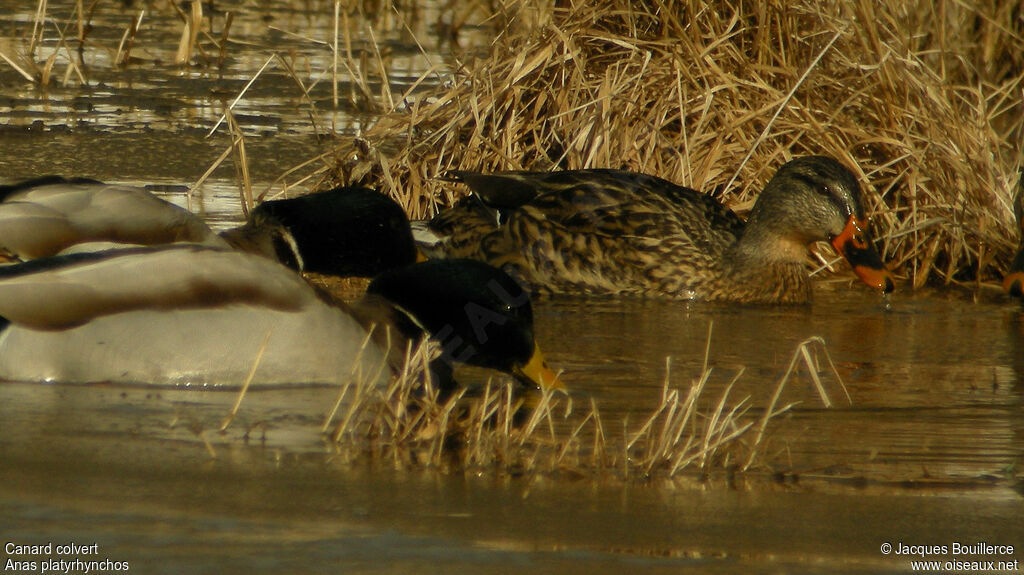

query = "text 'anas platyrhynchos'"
[417, 156, 895, 304]
[0, 248, 560, 391]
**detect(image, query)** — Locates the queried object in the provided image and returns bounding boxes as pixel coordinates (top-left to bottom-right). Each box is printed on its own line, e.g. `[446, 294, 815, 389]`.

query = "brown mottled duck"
[417, 156, 895, 304]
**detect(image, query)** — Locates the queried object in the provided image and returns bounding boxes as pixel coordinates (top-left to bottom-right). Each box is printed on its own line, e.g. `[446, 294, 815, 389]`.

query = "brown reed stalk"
[216, 11, 233, 69]
[333, 0, 340, 109]
[225, 109, 253, 216]
[274, 52, 323, 138]
[115, 11, 143, 66]
[175, 0, 203, 65]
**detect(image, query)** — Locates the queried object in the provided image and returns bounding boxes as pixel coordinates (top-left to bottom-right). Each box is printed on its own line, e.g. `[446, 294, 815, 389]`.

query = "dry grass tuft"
[311, 333, 854, 481]
[323, 0, 1024, 289]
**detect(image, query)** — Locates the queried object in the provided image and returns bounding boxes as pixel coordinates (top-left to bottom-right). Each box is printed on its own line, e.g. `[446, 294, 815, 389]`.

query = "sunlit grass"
[323, 0, 1024, 291]
[291, 327, 848, 481]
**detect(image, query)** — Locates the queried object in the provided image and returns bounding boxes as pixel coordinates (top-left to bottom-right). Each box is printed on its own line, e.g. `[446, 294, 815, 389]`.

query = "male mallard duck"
[0, 247, 560, 391]
[418, 156, 895, 304]
[0, 176, 417, 277]
[1003, 172, 1024, 298]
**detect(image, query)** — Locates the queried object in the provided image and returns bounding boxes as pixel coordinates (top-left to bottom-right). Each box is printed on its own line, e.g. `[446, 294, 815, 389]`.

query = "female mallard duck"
[1003, 172, 1024, 298]
[418, 156, 895, 304]
[0, 176, 417, 278]
[0, 247, 560, 391]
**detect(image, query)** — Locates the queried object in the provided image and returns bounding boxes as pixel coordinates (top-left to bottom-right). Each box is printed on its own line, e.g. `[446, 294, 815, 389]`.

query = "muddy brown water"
[1, 2, 1022, 573]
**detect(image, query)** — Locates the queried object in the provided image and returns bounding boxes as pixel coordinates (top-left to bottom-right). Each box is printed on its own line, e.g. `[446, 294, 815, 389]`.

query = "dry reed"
[322, 0, 1024, 290]
[314, 332, 851, 481]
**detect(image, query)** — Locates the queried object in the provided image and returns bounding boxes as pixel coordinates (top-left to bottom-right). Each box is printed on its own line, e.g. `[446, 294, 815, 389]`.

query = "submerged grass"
[306, 330, 845, 481]
[323, 0, 1024, 290]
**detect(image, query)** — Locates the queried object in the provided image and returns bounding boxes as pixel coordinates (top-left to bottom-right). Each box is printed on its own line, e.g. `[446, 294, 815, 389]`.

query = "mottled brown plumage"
[420, 156, 894, 304]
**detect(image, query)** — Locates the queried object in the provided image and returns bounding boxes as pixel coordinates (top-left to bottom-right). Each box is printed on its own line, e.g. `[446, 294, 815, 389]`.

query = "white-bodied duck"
[0, 176, 418, 277]
[0, 247, 560, 391]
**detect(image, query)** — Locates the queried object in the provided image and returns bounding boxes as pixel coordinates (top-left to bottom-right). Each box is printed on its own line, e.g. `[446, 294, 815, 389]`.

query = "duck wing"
[450, 170, 745, 294]
[0, 246, 316, 330]
[0, 178, 226, 260]
[451, 169, 742, 245]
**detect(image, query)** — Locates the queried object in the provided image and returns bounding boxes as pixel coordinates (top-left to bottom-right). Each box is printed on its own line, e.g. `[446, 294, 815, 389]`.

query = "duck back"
[439, 169, 745, 296]
[0, 305, 389, 387]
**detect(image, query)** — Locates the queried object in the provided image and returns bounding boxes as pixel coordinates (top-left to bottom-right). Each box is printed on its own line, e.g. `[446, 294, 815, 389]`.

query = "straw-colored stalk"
[175, 0, 203, 65]
[114, 11, 143, 66]
[225, 109, 254, 215]
[0, 0, 86, 88]
[219, 329, 273, 432]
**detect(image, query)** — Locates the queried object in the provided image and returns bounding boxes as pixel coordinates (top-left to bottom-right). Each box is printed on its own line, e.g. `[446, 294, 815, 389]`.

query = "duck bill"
[514, 342, 564, 391]
[1003, 250, 1024, 297]
[1004, 272, 1024, 298]
[830, 215, 895, 293]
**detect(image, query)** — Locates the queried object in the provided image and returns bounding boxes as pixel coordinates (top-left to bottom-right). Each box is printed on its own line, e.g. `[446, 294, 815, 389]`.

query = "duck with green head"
[418, 156, 895, 304]
[0, 177, 559, 391]
[0, 248, 560, 392]
[0, 177, 418, 278]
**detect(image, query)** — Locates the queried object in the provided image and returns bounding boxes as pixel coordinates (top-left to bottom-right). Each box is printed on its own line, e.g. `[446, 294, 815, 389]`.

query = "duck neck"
[729, 219, 810, 265]
[715, 225, 813, 304]
[220, 222, 304, 272]
[346, 294, 458, 394]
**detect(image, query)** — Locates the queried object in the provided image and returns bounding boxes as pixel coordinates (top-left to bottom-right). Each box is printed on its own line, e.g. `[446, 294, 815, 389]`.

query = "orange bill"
[830, 215, 895, 293]
[1003, 249, 1024, 297]
[514, 342, 564, 391]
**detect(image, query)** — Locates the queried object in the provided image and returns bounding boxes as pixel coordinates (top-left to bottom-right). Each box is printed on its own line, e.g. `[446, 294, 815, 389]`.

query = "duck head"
[743, 156, 895, 293]
[222, 186, 419, 277]
[366, 259, 561, 392]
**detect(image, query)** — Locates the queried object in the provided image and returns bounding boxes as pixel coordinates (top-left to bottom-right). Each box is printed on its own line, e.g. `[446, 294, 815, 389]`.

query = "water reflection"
[0, 0, 460, 184]
[528, 287, 1023, 485]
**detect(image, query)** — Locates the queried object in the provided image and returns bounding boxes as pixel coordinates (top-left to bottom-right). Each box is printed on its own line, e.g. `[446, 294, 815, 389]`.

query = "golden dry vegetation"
[302, 334, 841, 480]
[325, 0, 1024, 290]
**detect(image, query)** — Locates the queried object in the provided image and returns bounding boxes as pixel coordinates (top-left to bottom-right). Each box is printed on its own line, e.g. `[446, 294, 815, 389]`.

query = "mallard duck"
[0, 176, 417, 277]
[1003, 172, 1024, 298]
[417, 156, 895, 304]
[0, 247, 560, 391]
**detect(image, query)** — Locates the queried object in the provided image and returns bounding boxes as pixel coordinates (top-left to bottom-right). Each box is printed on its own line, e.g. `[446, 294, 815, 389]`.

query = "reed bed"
[324, 0, 1024, 289]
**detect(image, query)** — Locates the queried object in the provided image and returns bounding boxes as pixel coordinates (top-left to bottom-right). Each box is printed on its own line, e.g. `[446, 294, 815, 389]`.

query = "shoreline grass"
[322, 0, 1024, 290]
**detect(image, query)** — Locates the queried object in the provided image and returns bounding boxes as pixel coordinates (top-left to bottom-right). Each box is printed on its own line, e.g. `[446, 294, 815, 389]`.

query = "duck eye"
[819, 184, 832, 196]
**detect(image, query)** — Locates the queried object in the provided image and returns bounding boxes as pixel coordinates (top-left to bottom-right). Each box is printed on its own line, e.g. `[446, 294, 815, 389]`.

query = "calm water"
[1, 2, 1022, 573]
[2, 287, 1023, 573]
